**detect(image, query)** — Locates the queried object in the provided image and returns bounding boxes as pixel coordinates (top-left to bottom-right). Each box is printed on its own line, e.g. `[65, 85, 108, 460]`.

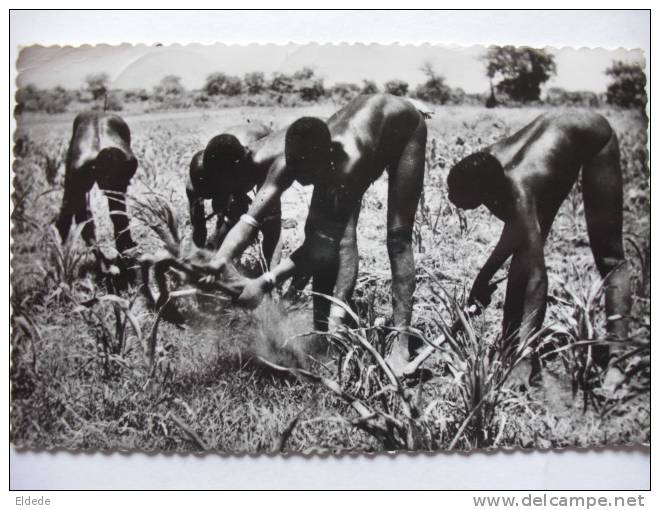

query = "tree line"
[15, 47, 647, 114]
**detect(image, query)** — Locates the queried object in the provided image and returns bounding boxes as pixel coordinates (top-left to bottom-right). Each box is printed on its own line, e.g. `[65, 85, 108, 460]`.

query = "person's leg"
[331, 203, 362, 328]
[582, 132, 631, 369]
[384, 118, 426, 375]
[312, 260, 339, 332]
[57, 166, 95, 245]
[96, 149, 138, 254]
[55, 185, 78, 243]
[260, 207, 282, 267]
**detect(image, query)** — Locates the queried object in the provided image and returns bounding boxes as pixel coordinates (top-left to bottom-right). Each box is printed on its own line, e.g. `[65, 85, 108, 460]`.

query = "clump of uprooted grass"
[131, 188, 318, 369]
[261, 269, 539, 451]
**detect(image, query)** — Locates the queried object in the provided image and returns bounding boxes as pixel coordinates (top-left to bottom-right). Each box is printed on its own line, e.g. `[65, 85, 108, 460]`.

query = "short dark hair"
[202, 133, 245, 174]
[447, 151, 503, 197]
[285, 117, 331, 168]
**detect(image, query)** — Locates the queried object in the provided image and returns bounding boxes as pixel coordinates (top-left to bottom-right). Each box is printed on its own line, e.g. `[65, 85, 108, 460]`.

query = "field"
[11, 103, 650, 453]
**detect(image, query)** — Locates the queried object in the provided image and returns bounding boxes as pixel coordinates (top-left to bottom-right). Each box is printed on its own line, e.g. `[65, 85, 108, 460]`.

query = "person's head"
[285, 117, 332, 185]
[447, 152, 505, 210]
[192, 133, 249, 202]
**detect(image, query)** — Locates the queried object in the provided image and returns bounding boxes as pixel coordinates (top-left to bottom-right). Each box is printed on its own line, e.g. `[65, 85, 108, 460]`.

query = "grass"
[10, 104, 650, 453]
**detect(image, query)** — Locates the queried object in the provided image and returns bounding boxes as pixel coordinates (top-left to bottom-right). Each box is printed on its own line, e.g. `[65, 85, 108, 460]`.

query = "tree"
[244, 72, 266, 95]
[269, 72, 295, 94]
[384, 79, 409, 97]
[292, 67, 315, 81]
[361, 80, 379, 94]
[484, 46, 556, 102]
[291, 67, 325, 101]
[331, 82, 361, 103]
[85, 72, 110, 100]
[153, 75, 184, 98]
[16, 84, 73, 114]
[605, 61, 647, 109]
[104, 91, 124, 112]
[205, 72, 242, 96]
[414, 62, 452, 104]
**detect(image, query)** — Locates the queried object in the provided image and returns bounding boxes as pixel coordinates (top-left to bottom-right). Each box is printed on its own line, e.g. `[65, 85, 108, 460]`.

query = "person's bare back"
[448, 110, 629, 382]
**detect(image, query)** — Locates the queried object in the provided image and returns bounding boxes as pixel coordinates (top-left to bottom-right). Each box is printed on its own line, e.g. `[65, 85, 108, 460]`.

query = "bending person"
[447, 110, 630, 382]
[186, 122, 280, 262]
[205, 94, 428, 375]
[56, 111, 138, 255]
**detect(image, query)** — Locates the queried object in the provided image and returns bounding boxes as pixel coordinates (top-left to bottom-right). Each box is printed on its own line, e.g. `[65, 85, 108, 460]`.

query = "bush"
[448, 87, 466, 105]
[85, 72, 110, 100]
[155, 75, 185, 98]
[296, 79, 325, 102]
[193, 91, 210, 108]
[293, 68, 325, 102]
[268, 68, 325, 102]
[269, 72, 295, 94]
[124, 89, 150, 102]
[605, 61, 647, 109]
[361, 80, 379, 95]
[545, 87, 599, 107]
[244, 72, 266, 95]
[15, 85, 73, 114]
[204, 72, 242, 96]
[414, 62, 452, 104]
[384, 79, 409, 97]
[415, 78, 451, 105]
[330, 82, 360, 103]
[104, 91, 124, 111]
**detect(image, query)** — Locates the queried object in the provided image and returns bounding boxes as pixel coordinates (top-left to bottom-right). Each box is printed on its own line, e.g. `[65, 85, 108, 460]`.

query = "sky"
[17, 43, 645, 95]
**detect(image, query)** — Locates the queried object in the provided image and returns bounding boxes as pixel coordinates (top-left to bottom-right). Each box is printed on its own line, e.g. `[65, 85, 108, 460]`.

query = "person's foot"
[601, 365, 626, 395]
[385, 342, 411, 379]
[508, 359, 542, 392]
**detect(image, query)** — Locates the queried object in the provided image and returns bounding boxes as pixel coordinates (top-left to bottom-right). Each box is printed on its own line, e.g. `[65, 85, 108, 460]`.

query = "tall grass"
[263, 270, 539, 451]
[11, 106, 650, 452]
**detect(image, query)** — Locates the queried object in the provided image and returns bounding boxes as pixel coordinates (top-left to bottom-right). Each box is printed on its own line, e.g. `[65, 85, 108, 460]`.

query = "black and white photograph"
[10, 28, 649, 456]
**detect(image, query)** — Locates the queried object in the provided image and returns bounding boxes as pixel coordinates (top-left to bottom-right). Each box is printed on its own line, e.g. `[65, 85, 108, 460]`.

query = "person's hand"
[468, 280, 498, 310]
[191, 254, 227, 284]
[236, 276, 269, 309]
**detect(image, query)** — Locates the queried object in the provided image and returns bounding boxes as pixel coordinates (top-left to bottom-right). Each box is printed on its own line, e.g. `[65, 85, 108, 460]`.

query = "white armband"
[262, 271, 277, 288]
[240, 214, 260, 228]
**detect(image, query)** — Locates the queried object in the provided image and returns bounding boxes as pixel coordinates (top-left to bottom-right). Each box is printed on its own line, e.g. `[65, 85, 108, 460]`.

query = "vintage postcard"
[11, 42, 649, 454]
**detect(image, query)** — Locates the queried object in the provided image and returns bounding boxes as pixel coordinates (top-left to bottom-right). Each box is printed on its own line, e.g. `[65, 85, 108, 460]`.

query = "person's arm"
[260, 206, 282, 266]
[236, 256, 298, 308]
[211, 157, 292, 268]
[206, 194, 248, 250]
[186, 179, 207, 248]
[467, 222, 517, 310]
[236, 201, 341, 309]
[506, 214, 547, 344]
